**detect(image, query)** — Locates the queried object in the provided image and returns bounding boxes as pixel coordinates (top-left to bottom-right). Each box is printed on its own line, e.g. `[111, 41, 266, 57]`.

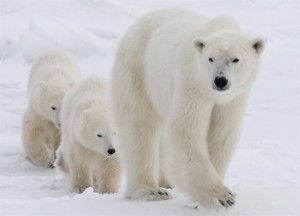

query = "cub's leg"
[93, 155, 121, 194]
[22, 108, 57, 168]
[69, 142, 92, 193]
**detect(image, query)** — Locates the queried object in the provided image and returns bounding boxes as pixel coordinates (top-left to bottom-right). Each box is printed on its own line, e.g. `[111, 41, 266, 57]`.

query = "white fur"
[111, 8, 264, 208]
[22, 50, 81, 168]
[59, 76, 121, 194]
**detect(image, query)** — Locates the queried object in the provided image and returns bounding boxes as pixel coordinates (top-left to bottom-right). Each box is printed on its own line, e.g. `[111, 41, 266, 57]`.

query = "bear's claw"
[219, 196, 235, 207]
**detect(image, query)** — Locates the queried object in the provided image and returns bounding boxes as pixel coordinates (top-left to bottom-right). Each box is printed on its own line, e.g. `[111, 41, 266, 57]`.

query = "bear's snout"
[107, 148, 116, 155]
[214, 77, 229, 91]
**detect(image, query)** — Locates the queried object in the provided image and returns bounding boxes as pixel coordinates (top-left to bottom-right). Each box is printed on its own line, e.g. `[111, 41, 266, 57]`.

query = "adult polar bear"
[111, 8, 264, 209]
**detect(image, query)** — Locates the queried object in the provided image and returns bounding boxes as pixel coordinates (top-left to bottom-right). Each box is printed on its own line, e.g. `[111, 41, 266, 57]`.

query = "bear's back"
[28, 50, 80, 92]
[62, 76, 108, 124]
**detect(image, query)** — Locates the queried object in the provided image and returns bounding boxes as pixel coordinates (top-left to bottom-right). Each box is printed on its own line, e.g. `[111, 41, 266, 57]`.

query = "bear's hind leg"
[22, 109, 56, 168]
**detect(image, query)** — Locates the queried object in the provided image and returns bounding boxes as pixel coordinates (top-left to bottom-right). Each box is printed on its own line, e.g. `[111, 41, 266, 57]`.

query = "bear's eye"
[209, 57, 214, 62]
[97, 134, 103, 138]
[51, 106, 57, 110]
[232, 58, 239, 63]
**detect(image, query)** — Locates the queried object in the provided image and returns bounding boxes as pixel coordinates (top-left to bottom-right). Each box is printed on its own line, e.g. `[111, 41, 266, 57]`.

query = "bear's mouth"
[213, 85, 230, 91]
[212, 83, 230, 92]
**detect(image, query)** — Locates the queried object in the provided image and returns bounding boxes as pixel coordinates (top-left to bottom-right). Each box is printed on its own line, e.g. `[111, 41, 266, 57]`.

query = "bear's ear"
[194, 39, 206, 53]
[79, 109, 89, 121]
[251, 38, 265, 55]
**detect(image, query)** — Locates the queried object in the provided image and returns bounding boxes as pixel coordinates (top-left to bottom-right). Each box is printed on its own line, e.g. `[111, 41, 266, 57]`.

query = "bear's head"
[74, 105, 116, 157]
[193, 31, 265, 103]
[34, 78, 73, 128]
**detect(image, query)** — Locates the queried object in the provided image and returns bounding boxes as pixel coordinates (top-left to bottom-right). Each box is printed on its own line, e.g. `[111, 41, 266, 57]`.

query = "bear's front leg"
[208, 93, 250, 179]
[159, 139, 172, 189]
[165, 97, 235, 209]
[118, 101, 170, 201]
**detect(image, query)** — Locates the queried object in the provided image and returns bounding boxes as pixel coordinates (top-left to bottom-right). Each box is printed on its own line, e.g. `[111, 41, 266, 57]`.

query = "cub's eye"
[232, 58, 239, 63]
[209, 57, 214, 62]
[51, 106, 57, 110]
[97, 134, 103, 138]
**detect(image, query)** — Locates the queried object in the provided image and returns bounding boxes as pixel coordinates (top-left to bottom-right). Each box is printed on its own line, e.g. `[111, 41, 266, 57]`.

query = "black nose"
[107, 149, 115, 155]
[214, 77, 228, 89]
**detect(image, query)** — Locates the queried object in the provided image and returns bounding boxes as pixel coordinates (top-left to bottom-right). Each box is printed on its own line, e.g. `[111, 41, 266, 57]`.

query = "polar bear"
[111, 8, 264, 209]
[22, 50, 81, 168]
[59, 76, 121, 194]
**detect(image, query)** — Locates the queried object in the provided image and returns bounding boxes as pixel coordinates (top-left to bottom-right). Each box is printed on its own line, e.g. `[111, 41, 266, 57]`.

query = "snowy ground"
[0, 0, 299, 215]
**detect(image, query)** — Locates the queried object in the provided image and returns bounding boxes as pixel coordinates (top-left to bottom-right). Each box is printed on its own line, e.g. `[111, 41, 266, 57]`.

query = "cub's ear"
[78, 102, 91, 112]
[251, 38, 265, 55]
[69, 81, 74, 87]
[38, 81, 47, 90]
[194, 39, 206, 53]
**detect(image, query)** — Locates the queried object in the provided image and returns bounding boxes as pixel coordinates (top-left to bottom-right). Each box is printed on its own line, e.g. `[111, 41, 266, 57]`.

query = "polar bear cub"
[111, 8, 264, 209]
[59, 76, 121, 194]
[22, 50, 81, 168]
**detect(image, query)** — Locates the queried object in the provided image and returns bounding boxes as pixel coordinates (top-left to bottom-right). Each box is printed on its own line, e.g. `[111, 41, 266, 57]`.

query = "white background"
[0, 0, 299, 215]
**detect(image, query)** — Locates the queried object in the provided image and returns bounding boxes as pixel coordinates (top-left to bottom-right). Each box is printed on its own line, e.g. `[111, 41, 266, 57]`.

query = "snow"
[0, 0, 299, 215]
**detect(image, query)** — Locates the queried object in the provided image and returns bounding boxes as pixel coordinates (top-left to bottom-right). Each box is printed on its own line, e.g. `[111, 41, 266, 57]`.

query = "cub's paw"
[48, 163, 55, 169]
[94, 187, 118, 194]
[126, 187, 171, 201]
[73, 186, 89, 194]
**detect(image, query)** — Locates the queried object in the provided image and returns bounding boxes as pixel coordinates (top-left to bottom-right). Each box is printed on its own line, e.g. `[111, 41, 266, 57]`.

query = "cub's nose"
[214, 77, 228, 90]
[107, 149, 115, 155]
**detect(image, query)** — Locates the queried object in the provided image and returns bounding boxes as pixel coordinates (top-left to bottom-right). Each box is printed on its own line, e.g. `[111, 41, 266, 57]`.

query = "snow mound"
[21, 17, 112, 63]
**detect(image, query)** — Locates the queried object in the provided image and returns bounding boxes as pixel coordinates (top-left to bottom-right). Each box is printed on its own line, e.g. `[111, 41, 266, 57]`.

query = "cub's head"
[35, 78, 73, 128]
[74, 106, 116, 157]
[194, 32, 265, 102]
